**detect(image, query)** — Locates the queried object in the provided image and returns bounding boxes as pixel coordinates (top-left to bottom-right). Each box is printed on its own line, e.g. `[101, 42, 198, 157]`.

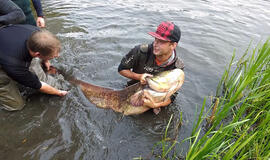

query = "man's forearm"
[147, 98, 171, 108]
[119, 69, 141, 81]
[156, 98, 171, 107]
[39, 81, 62, 96]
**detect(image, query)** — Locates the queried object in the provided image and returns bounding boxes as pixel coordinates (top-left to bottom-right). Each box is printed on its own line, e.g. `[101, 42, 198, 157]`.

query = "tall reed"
[151, 39, 270, 159]
[186, 39, 270, 159]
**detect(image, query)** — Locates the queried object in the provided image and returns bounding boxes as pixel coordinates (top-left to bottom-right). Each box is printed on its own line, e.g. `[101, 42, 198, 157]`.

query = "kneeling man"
[0, 24, 68, 111]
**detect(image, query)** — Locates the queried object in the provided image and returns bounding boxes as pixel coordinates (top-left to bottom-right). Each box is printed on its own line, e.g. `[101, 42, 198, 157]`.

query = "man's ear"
[171, 42, 178, 50]
[33, 52, 41, 57]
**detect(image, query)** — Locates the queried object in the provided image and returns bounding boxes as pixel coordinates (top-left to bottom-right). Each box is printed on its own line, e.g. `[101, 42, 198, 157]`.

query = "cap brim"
[148, 32, 170, 41]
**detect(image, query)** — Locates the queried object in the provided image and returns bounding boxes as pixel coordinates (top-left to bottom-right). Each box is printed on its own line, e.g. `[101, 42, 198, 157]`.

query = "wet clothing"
[0, 24, 41, 89]
[12, 0, 44, 26]
[0, 0, 26, 26]
[0, 58, 58, 111]
[0, 25, 59, 111]
[0, 66, 25, 110]
[118, 43, 184, 86]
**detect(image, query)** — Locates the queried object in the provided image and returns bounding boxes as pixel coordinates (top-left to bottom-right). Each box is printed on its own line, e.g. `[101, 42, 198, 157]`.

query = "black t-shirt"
[118, 43, 184, 85]
[0, 24, 42, 89]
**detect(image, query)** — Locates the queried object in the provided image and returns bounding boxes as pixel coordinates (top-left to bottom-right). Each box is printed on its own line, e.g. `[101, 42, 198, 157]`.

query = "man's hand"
[40, 82, 68, 97]
[42, 60, 51, 71]
[46, 66, 58, 74]
[142, 93, 162, 114]
[119, 70, 153, 84]
[140, 73, 153, 85]
[142, 90, 157, 108]
[143, 90, 172, 108]
[36, 17, 45, 28]
[58, 90, 68, 96]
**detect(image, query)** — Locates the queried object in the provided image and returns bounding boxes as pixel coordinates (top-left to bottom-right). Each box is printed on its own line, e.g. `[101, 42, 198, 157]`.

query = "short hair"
[27, 30, 61, 57]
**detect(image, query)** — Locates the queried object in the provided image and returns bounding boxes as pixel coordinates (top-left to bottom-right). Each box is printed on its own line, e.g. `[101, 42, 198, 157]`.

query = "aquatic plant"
[150, 39, 270, 159]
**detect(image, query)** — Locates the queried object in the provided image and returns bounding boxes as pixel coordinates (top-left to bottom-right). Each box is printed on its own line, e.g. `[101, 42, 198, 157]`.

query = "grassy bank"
[151, 39, 270, 159]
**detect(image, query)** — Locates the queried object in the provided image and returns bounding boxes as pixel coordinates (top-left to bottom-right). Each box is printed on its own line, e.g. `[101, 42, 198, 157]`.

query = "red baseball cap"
[148, 21, 181, 43]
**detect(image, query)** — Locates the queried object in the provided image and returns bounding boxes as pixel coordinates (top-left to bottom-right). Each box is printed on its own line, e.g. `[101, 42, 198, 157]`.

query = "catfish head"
[130, 69, 185, 106]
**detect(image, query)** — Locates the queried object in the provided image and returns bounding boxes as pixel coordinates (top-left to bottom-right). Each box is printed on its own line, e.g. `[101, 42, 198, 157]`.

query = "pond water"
[0, 0, 269, 159]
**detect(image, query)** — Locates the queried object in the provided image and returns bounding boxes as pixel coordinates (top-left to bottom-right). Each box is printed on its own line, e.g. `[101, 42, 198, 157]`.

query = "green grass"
[150, 39, 270, 160]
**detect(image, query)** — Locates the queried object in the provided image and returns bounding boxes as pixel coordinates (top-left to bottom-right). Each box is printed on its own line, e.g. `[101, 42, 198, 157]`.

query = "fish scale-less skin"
[70, 69, 184, 115]
[147, 69, 184, 92]
[79, 81, 150, 115]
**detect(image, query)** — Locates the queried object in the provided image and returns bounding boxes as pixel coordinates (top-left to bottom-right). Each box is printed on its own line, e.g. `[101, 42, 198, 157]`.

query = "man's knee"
[0, 66, 26, 111]
[0, 80, 26, 111]
[1, 98, 25, 111]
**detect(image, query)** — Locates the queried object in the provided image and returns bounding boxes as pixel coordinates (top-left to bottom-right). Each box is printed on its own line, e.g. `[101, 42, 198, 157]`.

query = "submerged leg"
[0, 67, 24, 111]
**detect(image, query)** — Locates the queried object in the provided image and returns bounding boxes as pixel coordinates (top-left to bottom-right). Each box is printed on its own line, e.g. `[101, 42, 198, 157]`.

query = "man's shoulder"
[0, 24, 39, 35]
[128, 43, 152, 58]
[139, 44, 149, 53]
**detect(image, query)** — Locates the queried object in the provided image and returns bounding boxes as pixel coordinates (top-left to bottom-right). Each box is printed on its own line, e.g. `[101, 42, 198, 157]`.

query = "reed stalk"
[150, 39, 270, 160]
[186, 39, 270, 159]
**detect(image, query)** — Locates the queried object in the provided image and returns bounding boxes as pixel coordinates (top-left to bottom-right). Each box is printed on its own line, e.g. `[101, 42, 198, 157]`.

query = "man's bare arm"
[39, 81, 67, 96]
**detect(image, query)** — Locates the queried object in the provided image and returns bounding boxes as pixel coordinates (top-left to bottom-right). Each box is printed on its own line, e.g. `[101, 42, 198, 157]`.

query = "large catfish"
[69, 69, 184, 115]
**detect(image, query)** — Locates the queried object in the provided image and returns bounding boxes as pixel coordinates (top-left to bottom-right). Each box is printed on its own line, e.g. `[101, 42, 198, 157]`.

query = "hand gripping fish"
[69, 69, 184, 115]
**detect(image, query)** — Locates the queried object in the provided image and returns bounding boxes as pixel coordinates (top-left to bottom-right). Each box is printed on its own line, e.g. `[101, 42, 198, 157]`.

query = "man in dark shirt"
[118, 21, 185, 114]
[0, 24, 68, 111]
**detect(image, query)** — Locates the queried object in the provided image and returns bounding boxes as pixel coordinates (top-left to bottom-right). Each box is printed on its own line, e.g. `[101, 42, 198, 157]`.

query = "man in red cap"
[118, 21, 184, 114]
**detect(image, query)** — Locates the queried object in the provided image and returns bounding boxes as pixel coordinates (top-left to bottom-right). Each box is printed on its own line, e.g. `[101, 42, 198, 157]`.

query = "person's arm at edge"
[41, 59, 50, 71]
[39, 81, 67, 96]
[31, 0, 44, 17]
[31, 0, 45, 27]
[0, 0, 26, 25]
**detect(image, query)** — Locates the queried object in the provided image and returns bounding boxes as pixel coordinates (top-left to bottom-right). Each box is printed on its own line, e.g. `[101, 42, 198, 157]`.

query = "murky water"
[0, 0, 269, 159]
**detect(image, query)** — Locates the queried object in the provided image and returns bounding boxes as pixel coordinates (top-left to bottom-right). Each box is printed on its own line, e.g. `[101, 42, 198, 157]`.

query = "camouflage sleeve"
[118, 45, 141, 72]
[175, 58, 185, 70]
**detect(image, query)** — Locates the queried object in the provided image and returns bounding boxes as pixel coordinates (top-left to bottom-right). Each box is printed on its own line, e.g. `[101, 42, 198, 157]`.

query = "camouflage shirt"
[118, 43, 184, 86]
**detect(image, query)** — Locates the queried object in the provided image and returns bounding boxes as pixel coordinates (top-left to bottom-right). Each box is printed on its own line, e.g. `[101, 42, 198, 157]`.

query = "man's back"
[0, 24, 38, 66]
[0, 24, 41, 89]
